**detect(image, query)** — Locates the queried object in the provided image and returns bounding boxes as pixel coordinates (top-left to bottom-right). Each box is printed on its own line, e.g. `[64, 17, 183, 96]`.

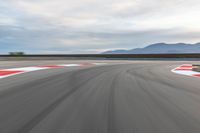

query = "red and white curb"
[171, 64, 200, 78]
[0, 63, 106, 79]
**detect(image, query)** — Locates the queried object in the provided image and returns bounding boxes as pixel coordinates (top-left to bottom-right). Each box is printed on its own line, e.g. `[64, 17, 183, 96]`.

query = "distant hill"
[102, 43, 200, 54]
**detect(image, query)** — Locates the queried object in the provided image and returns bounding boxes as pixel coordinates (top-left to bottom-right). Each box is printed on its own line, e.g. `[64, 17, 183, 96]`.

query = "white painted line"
[172, 70, 199, 76]
[58, 64, 81, 67]
[5, 67, 47, 72]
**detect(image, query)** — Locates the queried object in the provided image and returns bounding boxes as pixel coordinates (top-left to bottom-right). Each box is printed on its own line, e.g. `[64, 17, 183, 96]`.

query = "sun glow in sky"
[0, 0, 200, 54]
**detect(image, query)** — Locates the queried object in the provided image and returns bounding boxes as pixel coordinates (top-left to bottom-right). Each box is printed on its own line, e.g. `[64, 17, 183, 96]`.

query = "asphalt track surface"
[0, 61, 200, 133]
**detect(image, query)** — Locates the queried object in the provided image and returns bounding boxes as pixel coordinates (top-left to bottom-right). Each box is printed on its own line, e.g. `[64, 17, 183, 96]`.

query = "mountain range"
[102, 43, 200, 54]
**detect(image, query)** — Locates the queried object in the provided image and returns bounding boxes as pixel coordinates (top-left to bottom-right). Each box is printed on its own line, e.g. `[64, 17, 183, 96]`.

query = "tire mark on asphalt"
[128, 67, 200, 133]
[107, 72, 121, 133]
[16, 66, 115, 133]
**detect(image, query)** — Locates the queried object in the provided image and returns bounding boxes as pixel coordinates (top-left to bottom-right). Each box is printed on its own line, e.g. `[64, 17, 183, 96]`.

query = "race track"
[0, 60, 200, 133]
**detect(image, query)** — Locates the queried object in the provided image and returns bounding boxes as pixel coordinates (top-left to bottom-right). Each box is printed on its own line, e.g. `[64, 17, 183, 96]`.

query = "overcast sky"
[0, 0, 200, 54]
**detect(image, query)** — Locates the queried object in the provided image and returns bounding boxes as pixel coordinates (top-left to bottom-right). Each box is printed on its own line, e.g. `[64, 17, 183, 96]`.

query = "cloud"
[0, 0, 200, 53]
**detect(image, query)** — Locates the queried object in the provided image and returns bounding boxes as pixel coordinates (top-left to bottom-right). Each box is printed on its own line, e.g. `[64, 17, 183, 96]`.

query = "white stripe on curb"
[58, 64, 81, 67]
[5, 67, 47, 72]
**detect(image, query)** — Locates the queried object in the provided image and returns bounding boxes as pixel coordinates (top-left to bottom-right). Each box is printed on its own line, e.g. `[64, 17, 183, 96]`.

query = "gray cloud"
[0, 0, 200, 53]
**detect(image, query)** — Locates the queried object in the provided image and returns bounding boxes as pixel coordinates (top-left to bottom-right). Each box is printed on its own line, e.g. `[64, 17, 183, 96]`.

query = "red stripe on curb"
[175, 65, 193, 70]
[0, 70, 24, 76]
[193, 74, 200, 77]
[175, 68, 193, 70]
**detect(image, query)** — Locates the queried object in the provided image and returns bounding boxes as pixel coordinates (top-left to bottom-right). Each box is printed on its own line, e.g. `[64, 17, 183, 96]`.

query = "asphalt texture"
[0, 61, 200, 133]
